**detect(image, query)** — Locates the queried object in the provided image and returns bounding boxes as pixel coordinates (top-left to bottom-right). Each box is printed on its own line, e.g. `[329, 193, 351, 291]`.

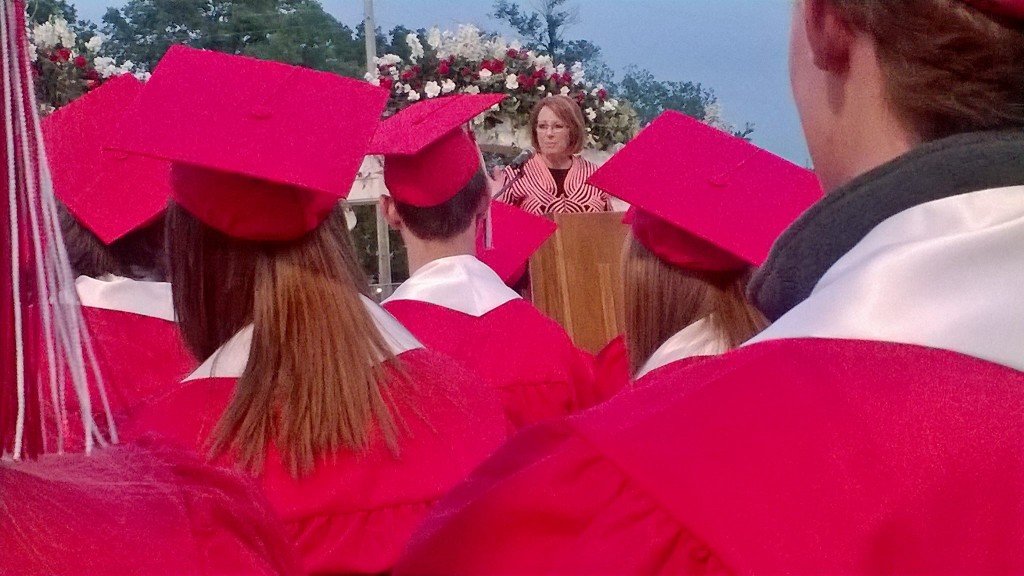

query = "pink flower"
[73, 55, 87, 68]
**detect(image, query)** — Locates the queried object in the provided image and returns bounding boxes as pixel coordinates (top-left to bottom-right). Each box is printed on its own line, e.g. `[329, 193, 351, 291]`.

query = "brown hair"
[622, 236, 768, 375]
[394, 170, 489, 240]
[829, 0, 1024, 141]
[529, 95, 587, 154]
[166, 200, 406, 478]
[58, 203, 167, 281]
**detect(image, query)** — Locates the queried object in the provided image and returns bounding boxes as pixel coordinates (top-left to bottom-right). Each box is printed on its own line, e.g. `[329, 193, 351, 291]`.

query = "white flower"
[119, 60, 135, 73]
[537, 84, 546, 92]
[407, 89, 421, 102]
[423, 80, 441, 98]
[490, 103, 501, 112]
[555, 63, 566, 75]
[560, 86, 571, 96]
[374, 54, 402, 67]
[505, 73, 519, 90]
[509, 40, 522, 50]
[570, 61, 585, 84]
[533, 54, 552, 70]
[134, 71, 152, 82]
[489, 37, 508, 60]
[397, 82, 411, 94]
[426, 27, 442, 50]
[437, 24, 487, 61]
[27, 42, 37, 63]
[478, 68, 492, 80]
[405, 33, 424, 62]
[364, 73, 381, 86]
[585, 107, 597, 121]
[93, 56, 118, 78]
[85, 33, 104, 53]
[441, 79, 457, 94]
[601, 100, 616, 112]
[463, 85, 481, 95]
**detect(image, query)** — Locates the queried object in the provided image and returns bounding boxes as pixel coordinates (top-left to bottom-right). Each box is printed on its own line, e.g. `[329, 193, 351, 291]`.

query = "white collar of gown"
[747, 185, 1024, 372]
[635, 317, 728, 380]
[184, 295, 423, 381]
[75, 274, 175, 322]
[383, 254, 520, 318]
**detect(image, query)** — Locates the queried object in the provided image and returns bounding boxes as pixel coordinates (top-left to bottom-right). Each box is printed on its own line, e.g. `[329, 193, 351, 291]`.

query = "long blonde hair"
[166, 201, 405, 477]
[622, 236, 768, 375]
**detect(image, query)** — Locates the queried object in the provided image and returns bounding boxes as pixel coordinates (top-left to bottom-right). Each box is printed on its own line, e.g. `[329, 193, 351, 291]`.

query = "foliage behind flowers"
[365, 24, 639, 152]
[29, 15, 146, 114]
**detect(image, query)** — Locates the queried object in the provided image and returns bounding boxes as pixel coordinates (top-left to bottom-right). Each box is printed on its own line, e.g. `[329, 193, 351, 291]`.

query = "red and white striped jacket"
[498, 154, 611, 215]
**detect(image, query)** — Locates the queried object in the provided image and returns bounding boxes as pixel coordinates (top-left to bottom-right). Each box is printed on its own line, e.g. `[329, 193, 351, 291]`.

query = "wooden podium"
[528, 212, 630, 354]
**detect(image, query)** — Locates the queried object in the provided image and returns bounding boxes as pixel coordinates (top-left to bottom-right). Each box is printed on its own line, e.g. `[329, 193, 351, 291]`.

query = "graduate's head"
[620, 236, 764, 375]
[789, 0, 1024, 190]
[116, 46, 404, 478]
[42, 75, 173, 281]
[588, 112, 821, 374]
[374, 94, 505, 243]
[58, 204, 167, 281]
[382, 169, 490, 241]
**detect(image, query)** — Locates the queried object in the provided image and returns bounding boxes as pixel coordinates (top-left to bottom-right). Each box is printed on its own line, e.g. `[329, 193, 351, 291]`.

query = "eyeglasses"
[536, 123, 568, 133]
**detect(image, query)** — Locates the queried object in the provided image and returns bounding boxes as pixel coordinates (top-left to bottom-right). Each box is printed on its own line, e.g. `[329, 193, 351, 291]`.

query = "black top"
[549, 168, 570, 197]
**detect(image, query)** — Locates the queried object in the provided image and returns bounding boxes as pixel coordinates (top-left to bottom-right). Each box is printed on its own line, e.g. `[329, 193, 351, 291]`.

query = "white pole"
[364, 0, 377, 77]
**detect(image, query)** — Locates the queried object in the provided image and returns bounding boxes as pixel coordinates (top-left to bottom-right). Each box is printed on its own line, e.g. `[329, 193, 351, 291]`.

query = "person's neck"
[541, 153, 573, 169]
[403, 224, 478, 275]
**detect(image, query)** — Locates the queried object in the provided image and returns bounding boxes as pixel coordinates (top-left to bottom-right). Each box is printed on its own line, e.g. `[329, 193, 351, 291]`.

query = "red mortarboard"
[42, 75, 171, 245]
[109, 45, 389, 241]
[961, 0, 1024, 19]
[587, 111, 822, 272]
[371, 94, 505, 207]
[477, 200, 557, 285]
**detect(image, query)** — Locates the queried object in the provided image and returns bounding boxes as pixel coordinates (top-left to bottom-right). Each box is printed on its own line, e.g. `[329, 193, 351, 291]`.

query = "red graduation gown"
[124, 344, 507, 575]
[394, 185, 1024, 574]
[1, 442, 302, 576]
[385, 299, 596, 428]
[395, 338, 1024, 574]
[42, 277, 194, 451]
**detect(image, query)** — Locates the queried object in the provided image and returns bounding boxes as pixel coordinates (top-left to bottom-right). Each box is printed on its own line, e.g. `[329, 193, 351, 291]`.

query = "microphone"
[508, 149, 534, 171]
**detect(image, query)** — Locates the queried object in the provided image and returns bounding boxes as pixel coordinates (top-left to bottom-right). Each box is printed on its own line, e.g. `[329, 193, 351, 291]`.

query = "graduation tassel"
[0, 0, 112, 459]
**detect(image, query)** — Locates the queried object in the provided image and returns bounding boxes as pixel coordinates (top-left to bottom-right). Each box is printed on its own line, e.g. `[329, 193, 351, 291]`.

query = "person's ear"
[804, 0, 856, 73]
[380, 195, 403, 230]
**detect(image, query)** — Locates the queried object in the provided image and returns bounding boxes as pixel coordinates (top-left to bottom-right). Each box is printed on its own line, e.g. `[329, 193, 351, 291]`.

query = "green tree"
[490, 0, 607, 74]
[618, 65, 754, 138]
[101, 0, 364, 75]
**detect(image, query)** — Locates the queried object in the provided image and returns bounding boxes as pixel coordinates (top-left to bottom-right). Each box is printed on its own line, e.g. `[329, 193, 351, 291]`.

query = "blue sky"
[73, 0, 809, 164]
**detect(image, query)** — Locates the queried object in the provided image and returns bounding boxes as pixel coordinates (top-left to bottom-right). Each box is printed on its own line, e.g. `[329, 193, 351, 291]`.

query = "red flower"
[46, 52, 60, 62]
[55, 47, 71, 62]
[400, 70, 414, 81]
[597, 88, 608, 100]
[518, 73, 535, 90]
[412, 65, 421, 75]
[491, 59, 505, 73]
[438, 60, 450, 75]
[73, 55, 87, 68]
[480, 60, 492, 72]
[460, 66, 473, 77]
[84, 69, 99, 81]
[532, 68, 546, 80]
[379, 76, 394, 90]
[574, 92, 586, 103]
[562, 71, 573, 84]
[507, 48, 518, 58]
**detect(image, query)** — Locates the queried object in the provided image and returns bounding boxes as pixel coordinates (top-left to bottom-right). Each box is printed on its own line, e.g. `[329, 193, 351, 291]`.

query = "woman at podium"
[497, 95, 611, 214]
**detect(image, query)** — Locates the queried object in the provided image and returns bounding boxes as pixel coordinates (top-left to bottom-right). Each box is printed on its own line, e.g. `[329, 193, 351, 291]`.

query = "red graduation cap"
[477, 200, 557, 286]
[109, 45, 389, 241]
[371, 94, 505, 207]
[587, 111, 822, 272]
[962, 0, 1024, 19]
[42, 75, 171, 245]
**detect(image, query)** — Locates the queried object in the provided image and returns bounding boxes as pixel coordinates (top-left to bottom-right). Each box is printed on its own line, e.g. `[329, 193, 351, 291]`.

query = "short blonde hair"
[529, 95, 587, 155]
